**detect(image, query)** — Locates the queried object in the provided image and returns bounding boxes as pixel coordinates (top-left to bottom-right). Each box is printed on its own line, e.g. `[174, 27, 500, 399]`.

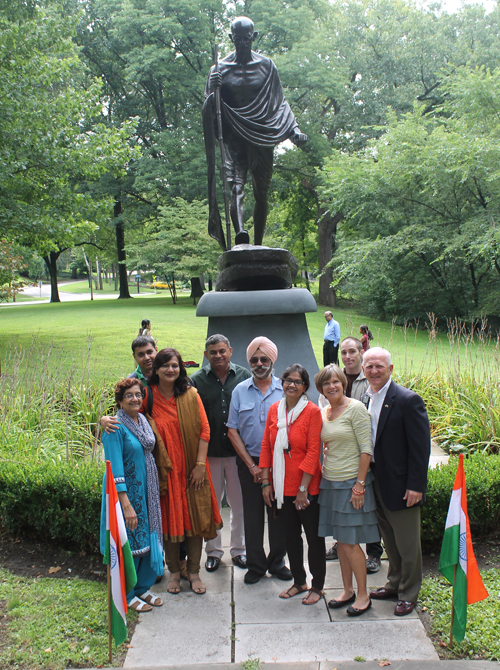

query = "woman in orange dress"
[144, 348, 222, 595]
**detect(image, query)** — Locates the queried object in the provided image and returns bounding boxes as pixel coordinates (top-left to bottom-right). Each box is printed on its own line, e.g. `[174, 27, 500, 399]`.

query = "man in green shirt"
[190, 334, 251, 572]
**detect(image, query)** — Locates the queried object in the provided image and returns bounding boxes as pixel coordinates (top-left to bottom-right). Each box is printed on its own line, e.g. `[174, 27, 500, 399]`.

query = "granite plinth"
[216, 244, 298, 291]
[196, 288, 320, 402]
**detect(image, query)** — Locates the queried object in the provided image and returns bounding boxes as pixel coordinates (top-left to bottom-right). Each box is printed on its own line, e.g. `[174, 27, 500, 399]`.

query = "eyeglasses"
[283, 379, 304, 387]
[250, 356, 270, 365]
[123, 392, 144, 400]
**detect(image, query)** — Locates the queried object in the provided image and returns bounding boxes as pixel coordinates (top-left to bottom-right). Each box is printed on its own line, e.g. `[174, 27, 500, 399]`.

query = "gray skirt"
[318, 470, 380, 545]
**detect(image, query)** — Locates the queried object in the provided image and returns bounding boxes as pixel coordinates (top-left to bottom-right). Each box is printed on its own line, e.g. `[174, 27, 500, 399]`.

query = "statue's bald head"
[230, 16, 255, 34]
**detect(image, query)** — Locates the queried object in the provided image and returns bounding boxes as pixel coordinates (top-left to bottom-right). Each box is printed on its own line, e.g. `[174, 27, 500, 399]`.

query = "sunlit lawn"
[0, 292, 487, 380]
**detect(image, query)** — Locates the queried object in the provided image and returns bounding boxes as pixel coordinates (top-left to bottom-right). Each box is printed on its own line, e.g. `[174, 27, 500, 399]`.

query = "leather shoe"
[328, 592, 356, 609]
[270, 566, 293, 581]
[244, 569, 262, 584]
[232, 555, 247, 569]
[347, 598, 372, 617]
[205, 556, 221, 572]
[394, 600, 415, 616]
[369, 587, 398, 600]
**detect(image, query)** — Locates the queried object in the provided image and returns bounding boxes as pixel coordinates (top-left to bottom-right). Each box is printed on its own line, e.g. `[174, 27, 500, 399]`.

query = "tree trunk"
[114, 200, 132, 299]
[43, 251, 62, 303]
[318, 209, 343, 307]
[71, 267, 77, 279]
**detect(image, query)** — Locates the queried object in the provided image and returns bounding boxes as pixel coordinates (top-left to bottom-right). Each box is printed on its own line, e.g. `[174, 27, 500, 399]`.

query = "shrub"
[422, 452, 500, 548]
[0, 459, 104, 553]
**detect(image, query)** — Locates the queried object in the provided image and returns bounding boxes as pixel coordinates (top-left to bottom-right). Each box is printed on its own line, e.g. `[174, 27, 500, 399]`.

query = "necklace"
[327, 400, 348, 421]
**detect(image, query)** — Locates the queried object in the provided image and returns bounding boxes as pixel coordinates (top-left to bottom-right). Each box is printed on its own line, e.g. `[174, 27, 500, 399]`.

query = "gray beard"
[252, 365, 273, 380]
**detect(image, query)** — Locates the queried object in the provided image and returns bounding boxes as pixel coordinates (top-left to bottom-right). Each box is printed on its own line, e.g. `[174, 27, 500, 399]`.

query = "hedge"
[1, 452, 499, 553]
[422, 452, 500, 548]
[0, 459, 104, 553]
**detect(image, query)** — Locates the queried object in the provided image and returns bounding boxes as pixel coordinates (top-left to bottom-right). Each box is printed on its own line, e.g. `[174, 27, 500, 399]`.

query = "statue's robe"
[203, 52, 298, 249]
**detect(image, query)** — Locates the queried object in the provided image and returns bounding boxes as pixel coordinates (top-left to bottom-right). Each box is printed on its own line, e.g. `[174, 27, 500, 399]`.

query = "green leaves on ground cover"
[0, 567, 135, 669]
[421, 569, 500, 659]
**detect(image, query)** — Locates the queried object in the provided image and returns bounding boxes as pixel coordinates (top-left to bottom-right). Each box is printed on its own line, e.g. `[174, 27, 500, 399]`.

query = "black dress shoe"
[270, 566, 293, 581]
[328, 592, 356, 609]
[232, 555, 247, 569]
[347, 598, 372, 617]
[369, 587, 398, 600]
[244, 569, 262, 584]
[394, 600, 415, 616]
[205, 556, 221, 572]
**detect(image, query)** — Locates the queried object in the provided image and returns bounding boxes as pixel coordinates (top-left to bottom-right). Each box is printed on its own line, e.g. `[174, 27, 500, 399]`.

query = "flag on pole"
[104, 460, 137, 648]
[438, 454, 488, 642]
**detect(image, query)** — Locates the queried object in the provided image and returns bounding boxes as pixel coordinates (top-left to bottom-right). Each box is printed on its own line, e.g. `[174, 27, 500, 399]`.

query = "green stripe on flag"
[110, 598, 128, 648]
[452, 565, 468, 642]
[122, 540, 137, 594]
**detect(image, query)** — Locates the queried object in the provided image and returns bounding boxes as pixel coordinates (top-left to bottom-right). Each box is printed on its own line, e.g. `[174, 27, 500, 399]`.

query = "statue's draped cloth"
[203, 54, 298, 249]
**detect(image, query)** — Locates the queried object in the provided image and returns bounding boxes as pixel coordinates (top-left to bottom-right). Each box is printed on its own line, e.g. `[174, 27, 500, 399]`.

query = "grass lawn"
[0, 568, 135, 669]
[420, 569, 500, 660]
[0, 294, 492, 379]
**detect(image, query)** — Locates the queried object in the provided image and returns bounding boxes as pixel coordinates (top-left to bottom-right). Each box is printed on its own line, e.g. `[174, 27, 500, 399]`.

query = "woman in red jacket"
[260, 364, 325, 605]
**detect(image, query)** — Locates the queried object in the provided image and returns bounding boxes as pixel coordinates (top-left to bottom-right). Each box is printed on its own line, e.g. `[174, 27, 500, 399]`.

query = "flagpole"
[107, 563, 113, 664]
[449, 563, 457, 648]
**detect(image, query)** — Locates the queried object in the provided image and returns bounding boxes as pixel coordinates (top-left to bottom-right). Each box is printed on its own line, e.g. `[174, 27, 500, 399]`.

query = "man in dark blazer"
[362, 347, 431, 616]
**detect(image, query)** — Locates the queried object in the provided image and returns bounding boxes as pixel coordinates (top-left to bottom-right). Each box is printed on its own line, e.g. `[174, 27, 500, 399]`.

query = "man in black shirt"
[190, 334, 251, 572]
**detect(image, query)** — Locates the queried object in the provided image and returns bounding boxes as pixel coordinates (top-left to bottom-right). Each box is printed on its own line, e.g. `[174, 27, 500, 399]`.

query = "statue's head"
[229, 16, 258, 53]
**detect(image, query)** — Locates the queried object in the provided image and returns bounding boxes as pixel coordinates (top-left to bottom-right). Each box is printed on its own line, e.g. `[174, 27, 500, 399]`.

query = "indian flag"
[438, 454, 488, 642]
[103, 460, 137, 648]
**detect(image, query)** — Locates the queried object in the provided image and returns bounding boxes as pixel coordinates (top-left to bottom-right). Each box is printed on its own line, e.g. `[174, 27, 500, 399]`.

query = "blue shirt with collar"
[226, 374, 283, 458]
[324, 318, 341, 345]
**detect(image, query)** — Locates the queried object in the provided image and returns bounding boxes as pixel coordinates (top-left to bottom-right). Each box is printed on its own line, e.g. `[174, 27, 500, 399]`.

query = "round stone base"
[215, 244, 298, 291]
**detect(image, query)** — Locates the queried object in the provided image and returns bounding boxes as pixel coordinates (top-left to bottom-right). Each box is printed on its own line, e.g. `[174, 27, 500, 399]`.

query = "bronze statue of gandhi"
[203, 17, 307, 249]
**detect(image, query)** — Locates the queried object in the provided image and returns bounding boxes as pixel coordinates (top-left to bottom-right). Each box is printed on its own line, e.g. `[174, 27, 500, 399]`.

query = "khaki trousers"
[373, 476, 422, 603]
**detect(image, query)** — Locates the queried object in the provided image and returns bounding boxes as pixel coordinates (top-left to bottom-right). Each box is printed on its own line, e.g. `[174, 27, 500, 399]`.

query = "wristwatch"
[298, 485, 308, 493]
[357, 479, 365, 486]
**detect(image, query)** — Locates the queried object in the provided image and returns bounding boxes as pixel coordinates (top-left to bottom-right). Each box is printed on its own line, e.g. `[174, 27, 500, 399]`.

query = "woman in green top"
[315, 365, 379, 617]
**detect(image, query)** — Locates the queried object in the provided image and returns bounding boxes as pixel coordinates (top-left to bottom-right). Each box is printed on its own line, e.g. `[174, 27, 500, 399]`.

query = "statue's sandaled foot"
[234, 230, 250, 245]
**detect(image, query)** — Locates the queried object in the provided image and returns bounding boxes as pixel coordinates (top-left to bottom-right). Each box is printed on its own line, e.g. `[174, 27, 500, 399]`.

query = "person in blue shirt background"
[323, 311, 341, 366]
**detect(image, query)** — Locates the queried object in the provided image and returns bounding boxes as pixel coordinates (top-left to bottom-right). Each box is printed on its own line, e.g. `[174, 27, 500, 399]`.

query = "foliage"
[0, 343, 114, 462]
[0, 459, 104, 552]
[421, 453, 500, 548]
[0, 2, 137, 302]
[420, 569, 500, 660]
[126, 198, 220, 281]
[0, 567, 135, 669]
[0, 239, 35, 301]
[319, 65, 500, 320]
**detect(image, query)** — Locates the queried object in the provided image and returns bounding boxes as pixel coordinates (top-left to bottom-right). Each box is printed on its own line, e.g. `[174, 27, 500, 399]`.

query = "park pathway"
[123, 506, 437, 667]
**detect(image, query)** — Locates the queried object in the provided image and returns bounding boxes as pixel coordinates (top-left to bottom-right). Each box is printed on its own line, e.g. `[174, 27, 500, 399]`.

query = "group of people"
[100, 326, 430, 620]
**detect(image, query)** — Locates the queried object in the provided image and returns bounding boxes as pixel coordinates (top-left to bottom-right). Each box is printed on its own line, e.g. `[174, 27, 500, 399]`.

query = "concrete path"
[86, 663, 499, 670]
[1, 281, 154, 306]
[123, 508, 437, 668]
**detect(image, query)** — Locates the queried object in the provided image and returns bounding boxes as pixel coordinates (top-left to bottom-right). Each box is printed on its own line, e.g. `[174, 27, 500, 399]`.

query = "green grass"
[0, 295, 480, 380]
[0, 567, 136, 669]
[420, 569, 500, 659]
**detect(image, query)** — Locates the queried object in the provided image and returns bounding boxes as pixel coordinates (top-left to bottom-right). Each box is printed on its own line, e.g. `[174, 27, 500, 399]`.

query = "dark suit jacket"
[373, 381, 431, 512]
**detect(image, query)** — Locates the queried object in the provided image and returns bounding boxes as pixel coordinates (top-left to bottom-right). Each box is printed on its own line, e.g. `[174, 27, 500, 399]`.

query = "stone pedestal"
[196, 288, 319, 403]
[216, 244, 298, 291]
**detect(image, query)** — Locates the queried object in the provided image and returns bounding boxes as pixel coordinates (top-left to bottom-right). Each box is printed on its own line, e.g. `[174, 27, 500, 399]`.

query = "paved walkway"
[1, 281, 154, 306]
[121, 509, 436, 667]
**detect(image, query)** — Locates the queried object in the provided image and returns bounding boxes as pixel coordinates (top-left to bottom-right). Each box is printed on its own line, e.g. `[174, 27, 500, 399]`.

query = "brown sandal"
[167, 572, 181, 594]
[187, 572, 206, 595]
[302, 587, 324, 605]
[279, 583, 308, 599]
